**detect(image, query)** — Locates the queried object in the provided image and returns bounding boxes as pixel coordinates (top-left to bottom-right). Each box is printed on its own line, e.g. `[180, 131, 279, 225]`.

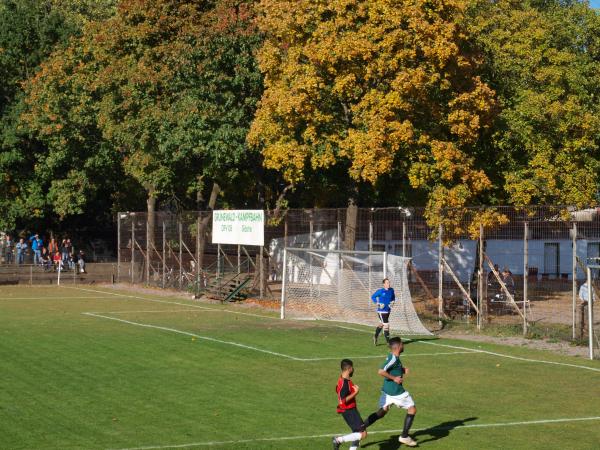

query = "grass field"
[1, 285, 599, 450]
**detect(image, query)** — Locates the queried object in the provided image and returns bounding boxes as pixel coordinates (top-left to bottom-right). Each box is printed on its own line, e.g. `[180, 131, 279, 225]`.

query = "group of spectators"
[2, 234, 86, 273]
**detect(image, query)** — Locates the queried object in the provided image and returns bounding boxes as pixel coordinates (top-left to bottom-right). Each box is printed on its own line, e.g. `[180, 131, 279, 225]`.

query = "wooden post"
[29, 265, 33, 285]
[162, 221, 166, 289]
[337, 221, 341, 250]
[131, 215, 135, 284]
[237, 245, 241, 275]
[178, 221, 183, 290]
[523, 222, 529, 335]
[438, 224, 444, 324]
[117, 213, 121, 283]
[572, 223, 577, 340]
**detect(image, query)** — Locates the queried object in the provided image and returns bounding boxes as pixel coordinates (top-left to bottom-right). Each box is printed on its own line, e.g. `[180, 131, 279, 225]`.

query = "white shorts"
[379, 391, 415, 410]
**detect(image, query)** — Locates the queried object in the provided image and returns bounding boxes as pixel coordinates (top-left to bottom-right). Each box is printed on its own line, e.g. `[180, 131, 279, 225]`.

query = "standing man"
[371, 278, 395, 345]
[29, 233, 43, 265]
[16, 238, 27, 265]
[4, 235, 13, 264]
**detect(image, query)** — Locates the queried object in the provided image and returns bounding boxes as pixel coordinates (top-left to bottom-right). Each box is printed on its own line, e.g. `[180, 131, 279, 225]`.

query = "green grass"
[1, 285, 599, 450]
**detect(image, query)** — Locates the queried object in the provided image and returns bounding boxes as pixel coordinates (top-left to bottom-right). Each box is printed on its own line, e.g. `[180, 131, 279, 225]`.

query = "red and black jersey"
[336, 377, 356, 413]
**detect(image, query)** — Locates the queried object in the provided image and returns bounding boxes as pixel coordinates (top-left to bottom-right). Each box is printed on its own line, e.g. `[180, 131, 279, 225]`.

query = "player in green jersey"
[363, 337, 417, 447]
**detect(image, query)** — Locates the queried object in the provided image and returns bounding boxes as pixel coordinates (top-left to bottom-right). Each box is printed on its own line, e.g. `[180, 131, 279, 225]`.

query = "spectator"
[29, 234, 43, 265]
[78, 250, 86, 273]
[53, 251, 63, 271]
[4, 235, 13, 264]
[40, 247, 52, 271]
[16, 238, 27, 265]
[61, 239, 71, 263]
[48, 238, 59, 256]
[68, 251, 76, 270]
[502, 267, 515, 296]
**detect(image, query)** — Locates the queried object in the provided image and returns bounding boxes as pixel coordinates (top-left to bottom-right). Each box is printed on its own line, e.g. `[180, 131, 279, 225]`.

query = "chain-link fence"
[116, 206, 600, 353]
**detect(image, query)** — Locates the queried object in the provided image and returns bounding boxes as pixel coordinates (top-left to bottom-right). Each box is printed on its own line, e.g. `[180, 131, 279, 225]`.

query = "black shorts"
[341, 408, 365, 432]
[377, 312, 390, 324]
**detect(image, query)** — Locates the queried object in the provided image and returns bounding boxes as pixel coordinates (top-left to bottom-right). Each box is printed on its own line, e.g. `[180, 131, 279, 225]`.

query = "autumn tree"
[249, 0, 497, 231]
[468, 0, 600, 208]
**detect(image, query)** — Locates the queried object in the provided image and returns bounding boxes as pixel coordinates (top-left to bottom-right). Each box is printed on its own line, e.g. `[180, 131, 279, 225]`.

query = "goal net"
[281, 248, 432, 336]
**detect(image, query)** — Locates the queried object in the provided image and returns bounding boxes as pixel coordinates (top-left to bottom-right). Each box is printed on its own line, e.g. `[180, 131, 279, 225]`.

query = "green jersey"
[380, 352, 406, 396]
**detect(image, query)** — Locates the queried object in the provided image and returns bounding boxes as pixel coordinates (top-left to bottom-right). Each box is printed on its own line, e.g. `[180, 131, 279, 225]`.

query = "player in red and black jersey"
[332, 359, 367, 450]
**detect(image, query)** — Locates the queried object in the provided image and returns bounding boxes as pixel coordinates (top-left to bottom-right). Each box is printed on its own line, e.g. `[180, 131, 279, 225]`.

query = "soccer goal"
[280, 247, 432, 336]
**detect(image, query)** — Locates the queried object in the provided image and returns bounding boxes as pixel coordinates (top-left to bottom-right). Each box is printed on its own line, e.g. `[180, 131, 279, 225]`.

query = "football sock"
[402, 413, 415, 438]
[364, 408, 387, 427]
[374, 327, 382, 339]
[384, 330, 390, 342]
[349, 442, 359, 450]
[337, 432, 362, 443]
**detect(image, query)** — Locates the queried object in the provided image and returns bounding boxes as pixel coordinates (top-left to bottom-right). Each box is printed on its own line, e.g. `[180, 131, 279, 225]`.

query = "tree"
[22, 0, 263, 255]
[249, 0, 497, 231]
[468, 0, 600, 208]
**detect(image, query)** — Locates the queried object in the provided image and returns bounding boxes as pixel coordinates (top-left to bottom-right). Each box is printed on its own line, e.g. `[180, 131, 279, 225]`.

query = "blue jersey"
[371, 288, 395, 313]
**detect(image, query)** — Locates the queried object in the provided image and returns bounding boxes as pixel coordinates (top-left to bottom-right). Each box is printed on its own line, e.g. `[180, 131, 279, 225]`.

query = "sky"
[591, 0, 600, 9]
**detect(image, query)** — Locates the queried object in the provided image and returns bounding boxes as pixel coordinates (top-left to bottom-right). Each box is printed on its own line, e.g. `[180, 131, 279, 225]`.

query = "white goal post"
[280, 247, 432, 336]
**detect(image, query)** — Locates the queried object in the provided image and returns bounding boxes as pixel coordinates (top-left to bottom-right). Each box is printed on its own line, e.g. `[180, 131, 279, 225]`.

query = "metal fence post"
[117, 212, 121, 283]
[178, 221, 183, 290]
[196, 216, 201, 293]
[131, 214, 135, 284]
[259, 246, 264, 298]
[402, 221, 406, 258]
[586, 267, 594, 360]
[162, 221, 166, 289]
[572, 223, 577, 340]
[146, 215, 150, 285]
[523, 222, 529, 335]
[280, 248, 287, 319]
[478, 223, 484, 329]
[438, 223, 444, 324]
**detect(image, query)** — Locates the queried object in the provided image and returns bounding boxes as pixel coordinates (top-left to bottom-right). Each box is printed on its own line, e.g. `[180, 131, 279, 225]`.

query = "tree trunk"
[343, 198, 357, 251]
[197, 182, 221, 275]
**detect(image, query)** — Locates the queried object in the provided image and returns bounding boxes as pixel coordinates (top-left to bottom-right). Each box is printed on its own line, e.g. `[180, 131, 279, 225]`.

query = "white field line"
[419, 340, 600, 373]
[334, 324, 600, 373]
[0, 296, 117, 300]
[83, 312, 467, 362]
[82, 312, 303, 361]
[300, 351, 476, 361]
[73, 287, 600, 372]
[109, 415, 600, 449]
[70, 287, 279, 320]
[89, 309, 206, 314]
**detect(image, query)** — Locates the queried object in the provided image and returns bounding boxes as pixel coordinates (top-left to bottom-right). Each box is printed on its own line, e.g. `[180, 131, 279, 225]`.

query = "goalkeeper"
[371, 278, 395, 345]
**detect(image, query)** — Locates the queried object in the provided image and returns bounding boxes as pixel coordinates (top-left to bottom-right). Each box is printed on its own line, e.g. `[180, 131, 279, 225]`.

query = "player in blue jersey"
[371, 278, 395, 345]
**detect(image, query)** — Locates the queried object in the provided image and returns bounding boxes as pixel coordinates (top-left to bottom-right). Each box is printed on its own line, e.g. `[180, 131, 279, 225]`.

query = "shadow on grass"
[362, 417, 477, 449]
